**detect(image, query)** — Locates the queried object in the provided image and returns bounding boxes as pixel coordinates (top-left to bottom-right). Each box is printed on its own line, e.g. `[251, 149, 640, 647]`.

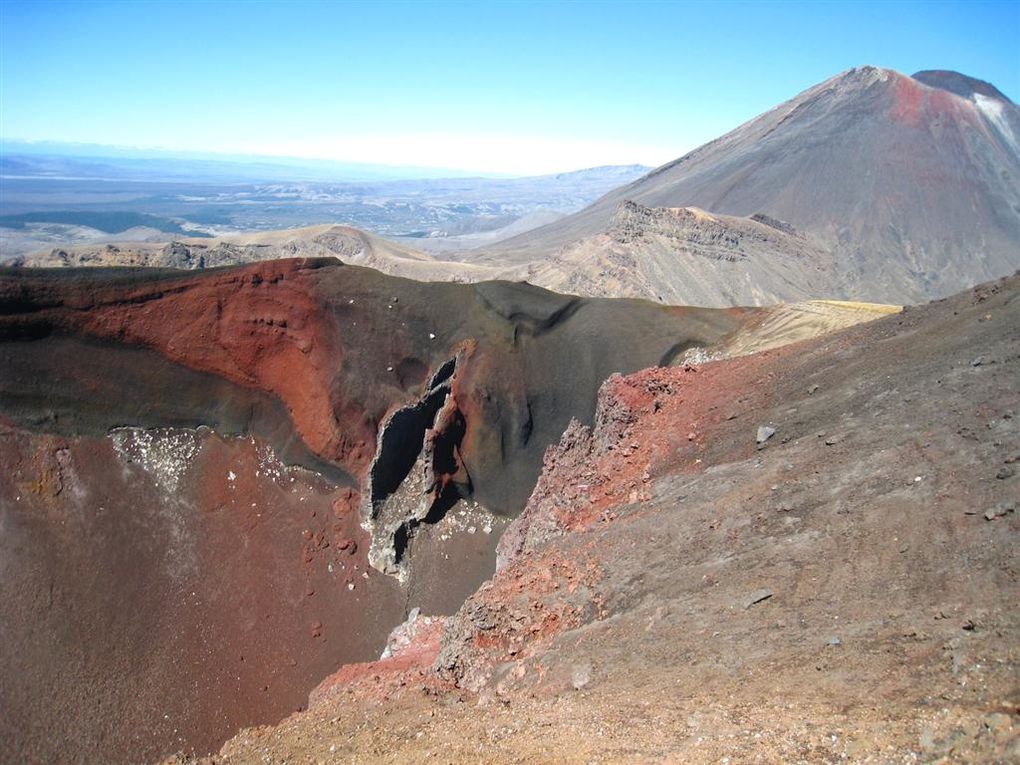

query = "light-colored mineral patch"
[110, 427, 203, 494]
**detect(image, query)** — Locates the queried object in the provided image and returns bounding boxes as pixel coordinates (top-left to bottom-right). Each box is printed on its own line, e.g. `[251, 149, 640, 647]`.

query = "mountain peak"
[912, 69, 1013, 104]
[827, 65, 896, 90]
[487, 65, 1020, 305]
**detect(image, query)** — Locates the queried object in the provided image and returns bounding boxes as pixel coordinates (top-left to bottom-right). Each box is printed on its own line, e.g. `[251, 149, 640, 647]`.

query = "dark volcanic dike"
[0, 258, 748, 764]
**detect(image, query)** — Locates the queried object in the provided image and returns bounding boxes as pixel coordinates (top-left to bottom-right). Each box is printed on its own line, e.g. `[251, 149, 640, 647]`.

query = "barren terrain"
[0, 257, 914, 763]
[170, 273, 1019, 765]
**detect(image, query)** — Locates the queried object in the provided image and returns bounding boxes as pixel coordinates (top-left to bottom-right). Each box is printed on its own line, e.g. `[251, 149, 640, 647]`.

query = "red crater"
[1, 258, 752, 763]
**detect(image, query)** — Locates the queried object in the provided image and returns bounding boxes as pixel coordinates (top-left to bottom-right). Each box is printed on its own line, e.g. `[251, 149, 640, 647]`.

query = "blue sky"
[1, 0, 1017, 174]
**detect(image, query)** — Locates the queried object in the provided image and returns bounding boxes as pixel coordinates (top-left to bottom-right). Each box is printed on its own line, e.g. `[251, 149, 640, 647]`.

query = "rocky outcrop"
[362, 353, 475, 578]
[608, 201, 811, 263]
[513, 200, 835, 305]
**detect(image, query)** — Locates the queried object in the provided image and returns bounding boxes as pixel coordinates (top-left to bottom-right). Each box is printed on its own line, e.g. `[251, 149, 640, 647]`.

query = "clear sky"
[1, 0, 1018, 175]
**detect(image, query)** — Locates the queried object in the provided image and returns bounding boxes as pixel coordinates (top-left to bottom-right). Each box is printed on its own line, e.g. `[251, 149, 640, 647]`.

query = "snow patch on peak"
[975, 93, 1019, 154]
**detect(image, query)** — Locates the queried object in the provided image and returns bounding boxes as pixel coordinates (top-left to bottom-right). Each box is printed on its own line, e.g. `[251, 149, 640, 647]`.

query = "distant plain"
[0, 151, 649, 259]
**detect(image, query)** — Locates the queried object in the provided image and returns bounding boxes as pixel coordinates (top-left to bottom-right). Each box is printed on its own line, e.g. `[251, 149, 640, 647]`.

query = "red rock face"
[889, 71, 980, 132]
[495, 354, 793, 565]
[10, 259, 374, 474]
[308, 614, 449, 707]
[890, 72, 927, 127]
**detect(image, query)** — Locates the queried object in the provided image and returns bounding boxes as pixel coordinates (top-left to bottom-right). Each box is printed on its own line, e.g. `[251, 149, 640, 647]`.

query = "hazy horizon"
[2, 0, 1018, 175]
[0, 137, 656, 180]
